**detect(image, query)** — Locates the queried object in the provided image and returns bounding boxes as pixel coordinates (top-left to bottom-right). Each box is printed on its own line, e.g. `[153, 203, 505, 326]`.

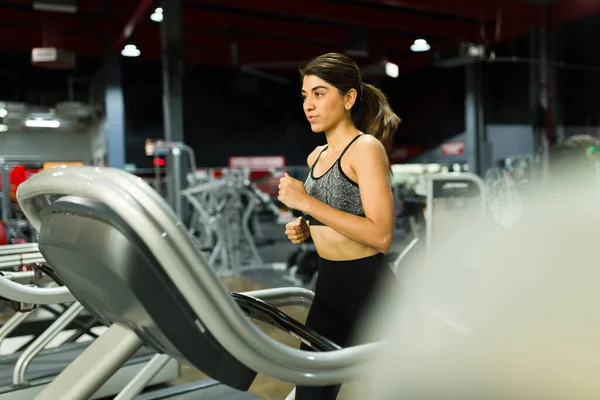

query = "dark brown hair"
[300, 52, 401, 152]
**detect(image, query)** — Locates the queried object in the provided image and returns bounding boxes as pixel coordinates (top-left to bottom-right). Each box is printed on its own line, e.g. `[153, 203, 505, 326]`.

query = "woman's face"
[301, 74, 353, 133]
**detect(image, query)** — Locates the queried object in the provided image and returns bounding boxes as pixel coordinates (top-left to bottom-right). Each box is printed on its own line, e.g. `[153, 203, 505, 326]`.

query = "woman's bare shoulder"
[307, 145, 327, 168]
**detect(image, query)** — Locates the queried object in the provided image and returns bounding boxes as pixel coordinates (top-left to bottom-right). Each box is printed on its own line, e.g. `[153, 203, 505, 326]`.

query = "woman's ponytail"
[353, 83, 401, 153]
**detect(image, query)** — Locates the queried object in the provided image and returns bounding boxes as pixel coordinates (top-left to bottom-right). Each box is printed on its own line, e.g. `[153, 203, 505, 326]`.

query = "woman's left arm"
[278, 137, 395, 253]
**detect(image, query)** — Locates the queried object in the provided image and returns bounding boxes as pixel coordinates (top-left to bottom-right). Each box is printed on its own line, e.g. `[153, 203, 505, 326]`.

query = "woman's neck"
[324, 118, 360, 152]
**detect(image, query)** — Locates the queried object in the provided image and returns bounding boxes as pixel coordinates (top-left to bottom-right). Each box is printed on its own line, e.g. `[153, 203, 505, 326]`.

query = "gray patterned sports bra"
[303, 134, 365, 226]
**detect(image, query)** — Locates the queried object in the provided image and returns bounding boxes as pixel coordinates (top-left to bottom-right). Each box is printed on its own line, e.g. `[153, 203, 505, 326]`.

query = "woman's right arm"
[283, 147, 321, 245]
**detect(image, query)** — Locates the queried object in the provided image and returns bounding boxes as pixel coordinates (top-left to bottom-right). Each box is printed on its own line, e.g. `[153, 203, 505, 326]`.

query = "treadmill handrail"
[17, 166, 381, 386]
[0, 257, 47, 270]
[0, 274, 74, 304]
[231, 292, 341, 352]
[0, 243, 40, 255]
[13, 302, 84, 384]
[241, 287, 314, 309]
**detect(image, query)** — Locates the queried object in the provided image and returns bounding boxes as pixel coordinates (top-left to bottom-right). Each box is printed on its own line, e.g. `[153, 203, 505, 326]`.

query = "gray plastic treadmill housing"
[37, 195, 257, 390]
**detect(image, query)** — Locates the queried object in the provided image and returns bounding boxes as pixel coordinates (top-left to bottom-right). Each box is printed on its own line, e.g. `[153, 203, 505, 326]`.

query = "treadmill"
[0, 264, 179, 399]
[0, 342, 177, 400]
[15, 166, 380, 400]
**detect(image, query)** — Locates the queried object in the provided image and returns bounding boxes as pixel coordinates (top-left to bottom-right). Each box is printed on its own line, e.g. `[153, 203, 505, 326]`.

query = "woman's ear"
[344, 88, 358, 111]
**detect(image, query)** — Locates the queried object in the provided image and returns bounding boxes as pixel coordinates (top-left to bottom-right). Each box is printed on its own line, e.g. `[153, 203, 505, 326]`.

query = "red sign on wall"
[228, 156, 286, 170]
[389, 144, 424, 164]
[441, 141, 465, 156]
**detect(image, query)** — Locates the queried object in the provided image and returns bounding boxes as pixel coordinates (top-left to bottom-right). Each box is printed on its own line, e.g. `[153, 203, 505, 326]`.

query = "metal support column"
[540, 10, 561, 146]
[35, 323, 143, 400]
[160, 0, 186, 216]
[531, 5, 559, 186]
[105, 55, 126, 169]
[465, 62, 488, 176]
[1, 161, 12, 221]
[548, 27, 563, 144]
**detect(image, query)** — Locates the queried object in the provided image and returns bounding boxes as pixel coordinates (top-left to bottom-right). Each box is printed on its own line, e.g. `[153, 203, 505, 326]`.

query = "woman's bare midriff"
[309, 225, 379, 261]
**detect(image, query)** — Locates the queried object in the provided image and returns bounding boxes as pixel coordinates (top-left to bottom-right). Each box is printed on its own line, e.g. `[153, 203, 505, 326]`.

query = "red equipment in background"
[0, 163, 41, 202]
[0, 163, 41, 245]
[0, 221, 6, 246]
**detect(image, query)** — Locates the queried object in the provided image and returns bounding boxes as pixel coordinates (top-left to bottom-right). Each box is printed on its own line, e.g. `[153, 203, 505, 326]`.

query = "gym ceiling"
[0, 0, 598, 148]
[1, 0, 597, 71]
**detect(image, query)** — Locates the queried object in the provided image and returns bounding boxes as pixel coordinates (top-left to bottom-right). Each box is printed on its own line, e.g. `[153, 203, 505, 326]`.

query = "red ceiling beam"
[0, 7, 111, 38]
[0, 0, 32, 7]
[181, 9, 448, 57]
[0, 25, 105, 56]
[0, 16, 421, 65]
[486, 0, 600, 46]
[133, 30, 244, 65]
[550, 0, 600, 25]
[114, 0, 154, 52]
[183, 8, 448, 52]
[77, 0, 111, 14]
[0, 0, 107, 13]
[181, 8, 349, 46]
[182, 8, 447, 55]
[361, 0, 542, 23]
[129, 16, 443, 62]
[189, 0, 481, 39]
[0, 25, 40, 51]
[235, 37, 344, 66]
[134, 28, 441, 66]
[130, 29, 345, 66]
[352, 0, 494, 21]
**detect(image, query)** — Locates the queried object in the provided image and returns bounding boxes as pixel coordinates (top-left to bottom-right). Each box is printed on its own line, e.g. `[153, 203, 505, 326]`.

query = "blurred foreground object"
[354, 176, 600, 400]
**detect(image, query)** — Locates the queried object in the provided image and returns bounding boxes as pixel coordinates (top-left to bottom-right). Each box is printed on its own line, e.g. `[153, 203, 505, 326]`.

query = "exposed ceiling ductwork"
[33, 0, 77, 14]
[0, 100, 94, 133]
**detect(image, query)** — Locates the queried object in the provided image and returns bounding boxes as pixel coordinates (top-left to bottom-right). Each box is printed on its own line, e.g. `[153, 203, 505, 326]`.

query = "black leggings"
[295, 253, 396, 400]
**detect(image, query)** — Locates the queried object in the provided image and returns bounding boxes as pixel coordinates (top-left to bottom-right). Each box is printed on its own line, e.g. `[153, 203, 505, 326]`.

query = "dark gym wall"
[181, 67, 321, 168]
[122, 59, 469, 169]
[0, 51, 96, 106]
[121, 59, 164, 168]
[380, 66, 465, 149]
[122, 60, 323, 169]
[121, 60, 529, 169]
[117, 14, 600, 169]
[559, 14, 600, 127]
[484, 63, 532, 125]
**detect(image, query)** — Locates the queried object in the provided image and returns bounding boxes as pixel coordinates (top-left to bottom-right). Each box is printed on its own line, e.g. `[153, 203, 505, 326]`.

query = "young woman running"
[277, 52, 401, 399]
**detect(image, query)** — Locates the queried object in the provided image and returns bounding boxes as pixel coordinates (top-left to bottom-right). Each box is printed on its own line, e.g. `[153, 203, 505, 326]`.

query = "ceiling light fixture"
[25, 119, 60, 128]
[121, 44, 141, 57]
[385, 62, 399, 78]
[0, 108, 6, 118]
[33, 0, 77, 13]
[411, 39, 431, 52]
[150, 7, 163, 22]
